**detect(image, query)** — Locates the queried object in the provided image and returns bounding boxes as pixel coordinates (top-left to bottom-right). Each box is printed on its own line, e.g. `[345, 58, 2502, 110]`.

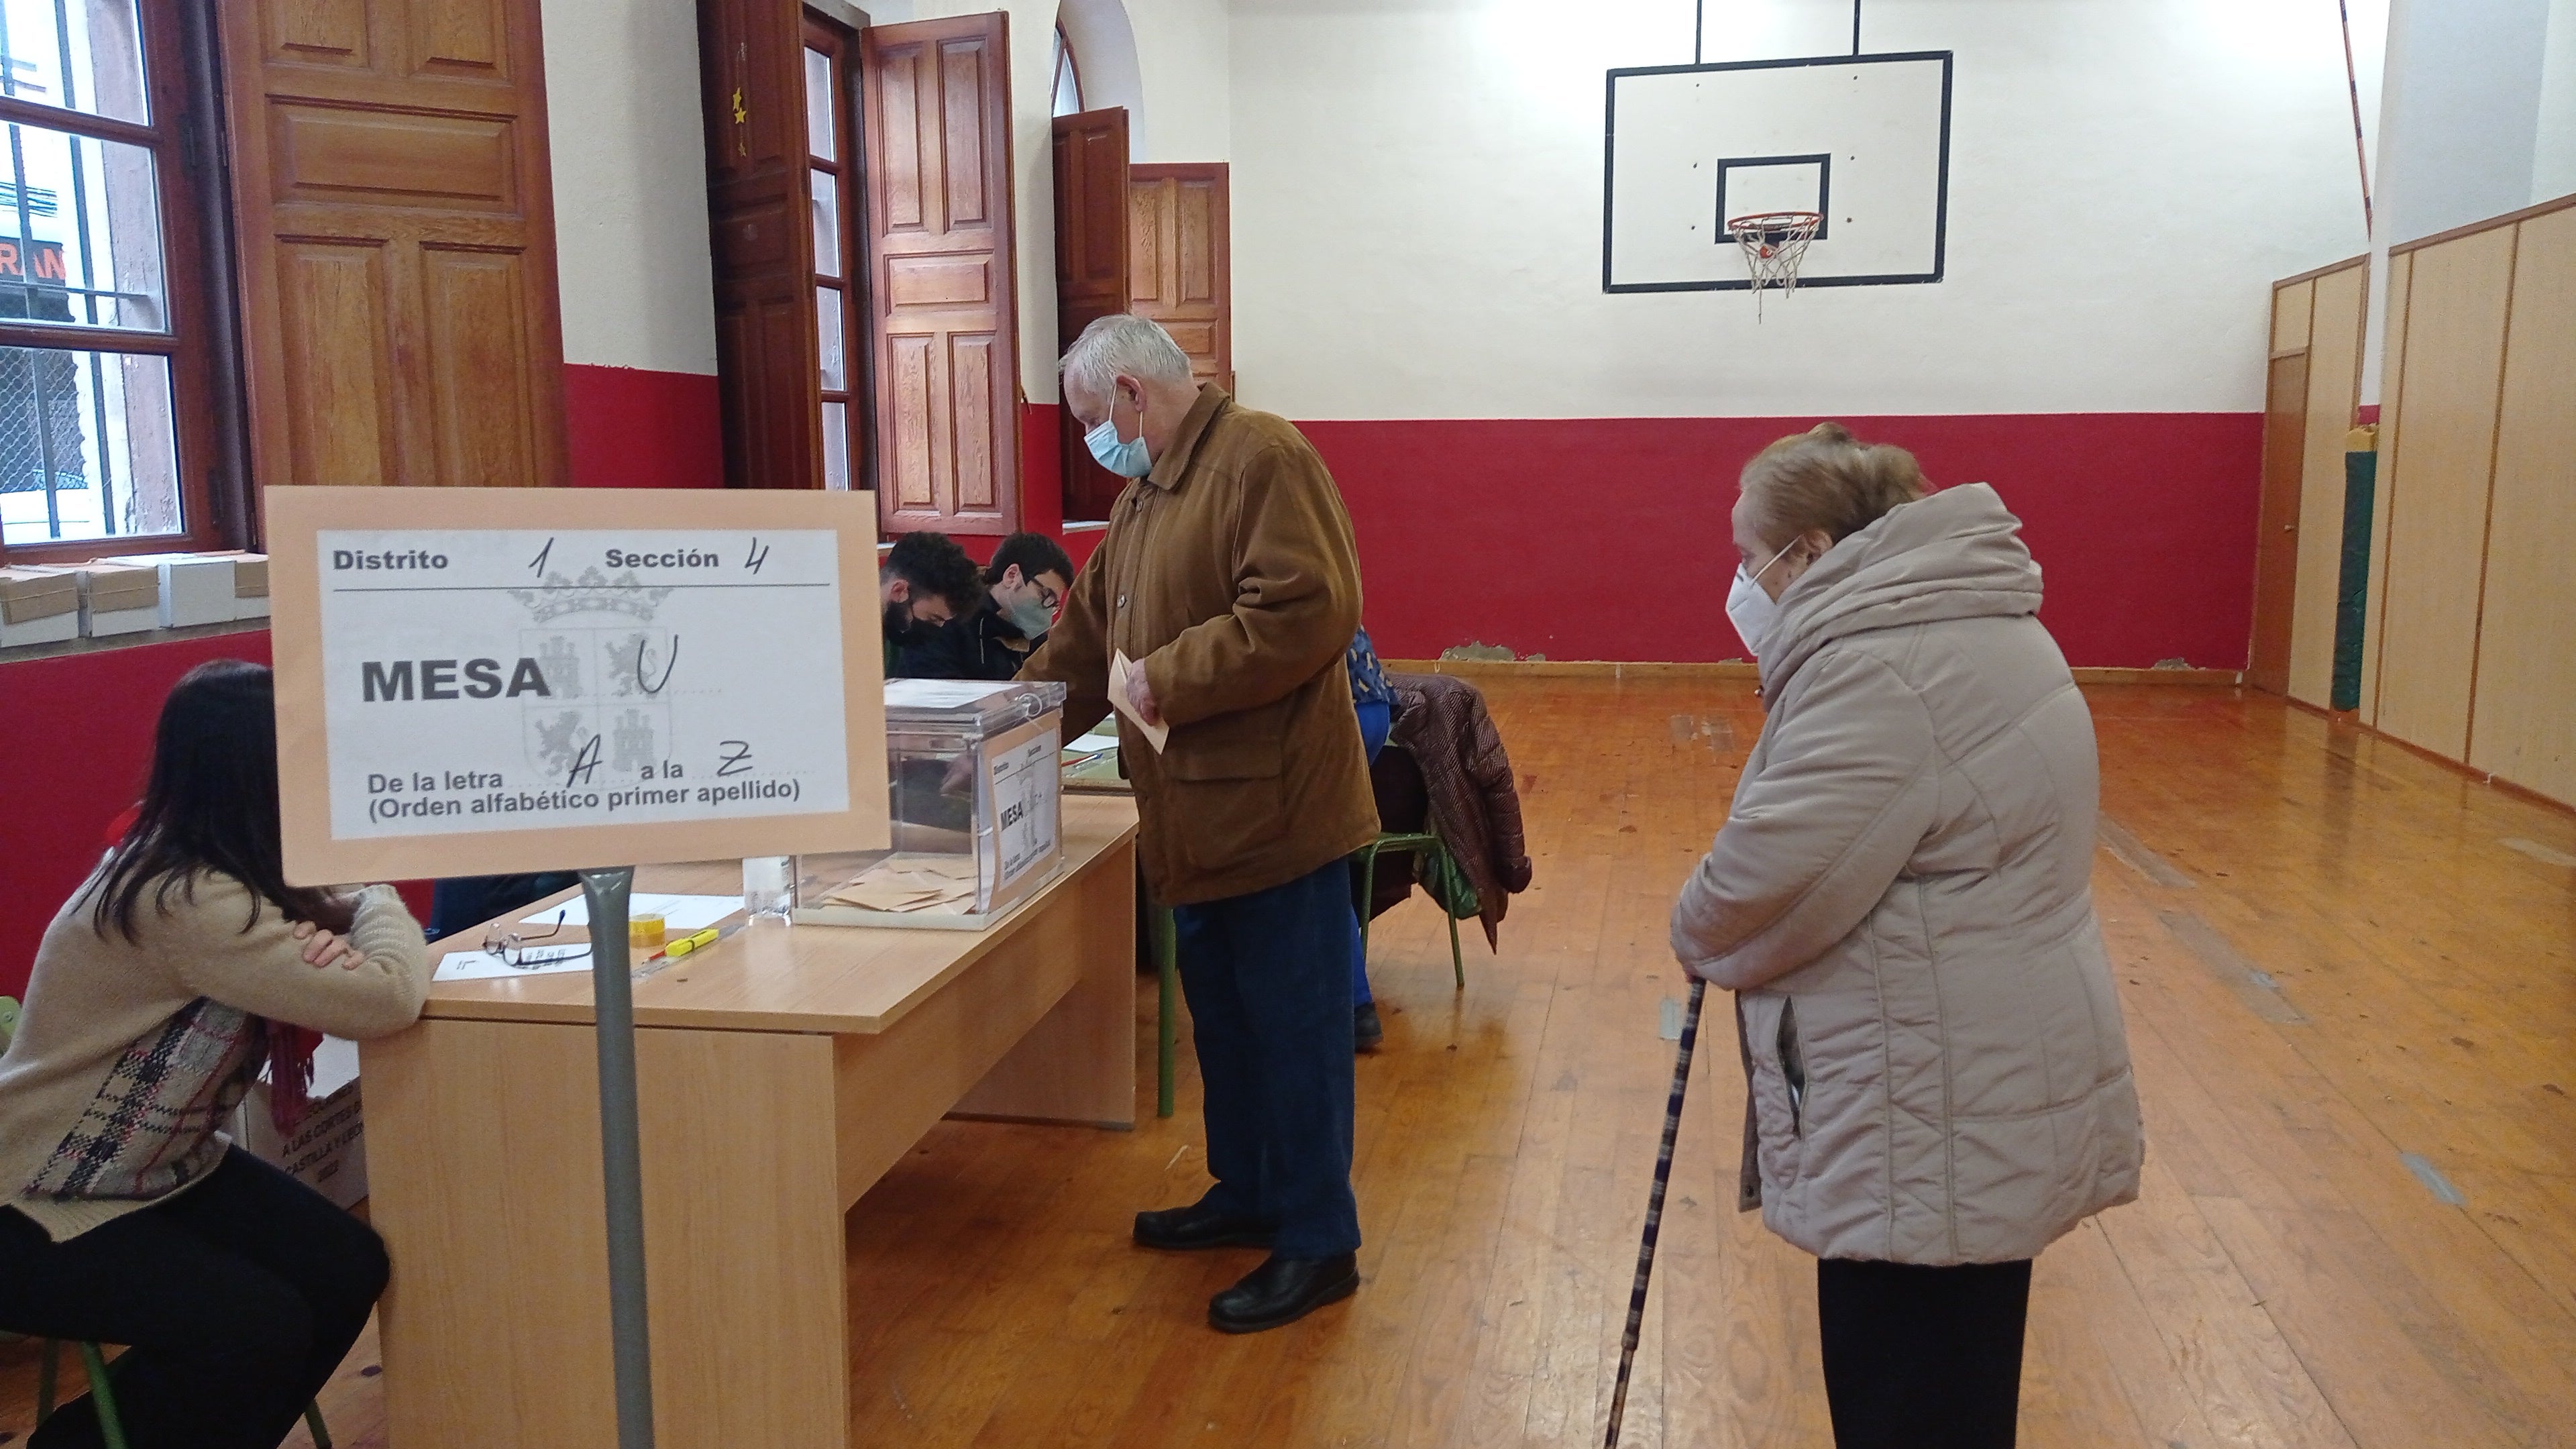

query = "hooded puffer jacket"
[1670, 482, 2143, 1265]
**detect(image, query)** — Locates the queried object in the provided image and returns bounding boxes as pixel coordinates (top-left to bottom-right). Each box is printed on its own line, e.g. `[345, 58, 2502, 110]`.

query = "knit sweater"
[0, 869, 429, 1241]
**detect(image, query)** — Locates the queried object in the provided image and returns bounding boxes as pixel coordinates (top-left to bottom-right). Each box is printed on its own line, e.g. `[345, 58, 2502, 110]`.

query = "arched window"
[1051, 23, 1083, 117]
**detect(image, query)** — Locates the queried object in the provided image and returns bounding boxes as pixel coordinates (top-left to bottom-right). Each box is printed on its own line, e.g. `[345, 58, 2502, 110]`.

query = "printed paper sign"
[317, 528, 845, 835]
[268, 489, 888, 884]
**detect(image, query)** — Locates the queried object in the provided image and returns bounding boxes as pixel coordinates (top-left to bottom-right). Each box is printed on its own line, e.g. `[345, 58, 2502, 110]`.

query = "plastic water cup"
[743, 856, 793, 918]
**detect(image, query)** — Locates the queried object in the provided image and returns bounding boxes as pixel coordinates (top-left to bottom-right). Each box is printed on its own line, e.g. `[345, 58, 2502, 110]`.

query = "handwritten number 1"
[529, 537, 555, 574]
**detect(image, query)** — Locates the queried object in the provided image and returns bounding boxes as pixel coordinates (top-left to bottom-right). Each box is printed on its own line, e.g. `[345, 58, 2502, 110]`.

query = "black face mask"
[885, 604, 938, 647]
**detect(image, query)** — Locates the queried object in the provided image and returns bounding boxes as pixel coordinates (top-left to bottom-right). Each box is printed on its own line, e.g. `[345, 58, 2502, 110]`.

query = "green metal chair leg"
[1153, 905, 1179, 1119]
[79, 1341, 129, 1449]
[42, 1338, 324, 1449]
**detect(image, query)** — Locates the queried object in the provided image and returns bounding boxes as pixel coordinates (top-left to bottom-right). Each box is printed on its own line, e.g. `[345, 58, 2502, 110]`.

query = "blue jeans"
[1172, 860, 1364, 1257]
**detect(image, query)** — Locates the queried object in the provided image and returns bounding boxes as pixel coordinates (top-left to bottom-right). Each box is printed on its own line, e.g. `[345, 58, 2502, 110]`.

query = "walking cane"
[1602, 977, 1708, 1449]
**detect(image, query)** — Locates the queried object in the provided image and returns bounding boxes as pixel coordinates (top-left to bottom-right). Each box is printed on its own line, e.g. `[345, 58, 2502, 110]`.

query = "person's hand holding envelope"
[1110, 651, 1169, 753]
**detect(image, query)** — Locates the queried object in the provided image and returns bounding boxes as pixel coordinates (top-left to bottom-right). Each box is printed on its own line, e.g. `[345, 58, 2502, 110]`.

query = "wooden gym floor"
[1, 677, 2570, 1448]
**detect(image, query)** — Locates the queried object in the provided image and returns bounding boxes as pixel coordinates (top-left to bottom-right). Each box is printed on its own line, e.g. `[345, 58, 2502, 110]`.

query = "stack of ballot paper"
[820, 855, 982, 914]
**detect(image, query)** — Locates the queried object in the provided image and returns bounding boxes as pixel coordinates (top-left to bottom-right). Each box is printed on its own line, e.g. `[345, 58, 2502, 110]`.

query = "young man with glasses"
[895, 532, 1075, 681]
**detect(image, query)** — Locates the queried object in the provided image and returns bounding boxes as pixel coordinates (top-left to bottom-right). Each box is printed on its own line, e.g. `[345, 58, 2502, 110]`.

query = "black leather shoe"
[1354, 1002, 1383, 1051]
[1134, 1202, 1276, 1251]
[1208, 1252, 1360, 1333]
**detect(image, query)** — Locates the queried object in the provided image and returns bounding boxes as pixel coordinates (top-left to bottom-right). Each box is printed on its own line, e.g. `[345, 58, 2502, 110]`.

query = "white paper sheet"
[1066, 729, 1120, 753]
[434, 949, 594, 982]
[521, 893, 741, 932]
[884, 678, 1016, 709]
[1108, 651, 1169, 753]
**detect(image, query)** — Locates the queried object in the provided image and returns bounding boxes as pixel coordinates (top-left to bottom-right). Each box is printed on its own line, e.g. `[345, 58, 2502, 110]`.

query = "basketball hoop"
[1727, 211, 1821, 317]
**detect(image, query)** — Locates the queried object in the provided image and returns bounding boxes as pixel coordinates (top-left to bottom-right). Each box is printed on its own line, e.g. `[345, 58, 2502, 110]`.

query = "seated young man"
[880, 531, 984, 675]
[896, 532, 1074, 681]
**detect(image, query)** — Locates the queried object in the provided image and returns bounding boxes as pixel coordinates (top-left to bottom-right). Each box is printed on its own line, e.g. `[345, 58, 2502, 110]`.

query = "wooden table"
[360, 794, 1140, 1448]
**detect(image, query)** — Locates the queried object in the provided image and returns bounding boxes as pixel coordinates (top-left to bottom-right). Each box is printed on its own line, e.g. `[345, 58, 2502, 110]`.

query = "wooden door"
[696, 0, 820, 490]
[861, 12, 1018, 536]
[2248, 350, 2309, 694]
[1054, 107, 1129, 523]
[221, 0, 568, 488]
[1130, 164, 1232, 392]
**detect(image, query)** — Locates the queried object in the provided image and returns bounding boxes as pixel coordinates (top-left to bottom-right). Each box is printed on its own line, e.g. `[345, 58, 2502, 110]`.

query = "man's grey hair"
[1060, 313, 1193, 398]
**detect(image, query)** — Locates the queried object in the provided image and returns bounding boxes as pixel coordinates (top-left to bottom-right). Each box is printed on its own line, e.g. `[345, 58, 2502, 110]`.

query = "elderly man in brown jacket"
[1022, 315, 1377, 1334]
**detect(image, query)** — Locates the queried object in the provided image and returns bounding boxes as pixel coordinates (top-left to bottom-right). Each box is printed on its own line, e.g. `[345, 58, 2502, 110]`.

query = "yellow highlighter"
[665, 927, 721, 959]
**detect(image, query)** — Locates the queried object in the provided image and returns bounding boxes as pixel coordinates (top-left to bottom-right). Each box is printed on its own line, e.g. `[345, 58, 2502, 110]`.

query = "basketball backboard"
[1603, 51, 1953, 292]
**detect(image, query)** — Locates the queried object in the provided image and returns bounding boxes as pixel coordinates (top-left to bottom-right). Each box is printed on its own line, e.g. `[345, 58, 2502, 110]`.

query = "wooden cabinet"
[2361, 191, 2576, 808]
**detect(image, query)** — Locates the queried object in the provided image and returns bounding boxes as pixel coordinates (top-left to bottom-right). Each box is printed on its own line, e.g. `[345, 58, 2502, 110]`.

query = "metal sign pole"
[579, 865, 657, 1449]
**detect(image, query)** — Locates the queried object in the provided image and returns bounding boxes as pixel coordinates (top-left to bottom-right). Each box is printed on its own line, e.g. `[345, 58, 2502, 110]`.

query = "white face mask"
[1725, 540, 1801, 659]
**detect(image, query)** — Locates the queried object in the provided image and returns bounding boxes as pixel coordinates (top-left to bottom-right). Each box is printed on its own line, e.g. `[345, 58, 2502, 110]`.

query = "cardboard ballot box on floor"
[231, 1035, 368, 1211]
[0, 567, 81, 649]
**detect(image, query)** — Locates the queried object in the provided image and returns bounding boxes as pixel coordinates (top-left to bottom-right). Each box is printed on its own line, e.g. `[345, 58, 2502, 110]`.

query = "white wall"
[2360, 0, 2575, 400]
[540, 0, 720, 376]
[1228, 0, 2376, 422]
[2535, 0, 2576, 200]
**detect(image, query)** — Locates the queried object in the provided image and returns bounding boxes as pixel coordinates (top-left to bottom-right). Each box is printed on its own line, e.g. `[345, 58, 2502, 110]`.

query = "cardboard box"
[101, 552, 237, 628]
[72, 562, 163, 637]
[232, 1036, 368, 1211]
[229, 553, 270, 621]
[0, 568, 82, 649]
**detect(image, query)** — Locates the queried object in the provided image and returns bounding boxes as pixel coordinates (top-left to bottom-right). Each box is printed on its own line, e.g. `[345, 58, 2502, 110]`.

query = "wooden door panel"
[410, 0, 506, 76]
[2286, 262, 2367, 708]
[1130, 164, 1231, 392]
[424, 248, 535, 486]
[885, 333, 936, 508]
[268, 0, 373, 66]
[2247, 350, 2308, 694]
[276, 241, 398, 486]
[864, 11, 1018, 535]
[272, 105, 517, 205]
[226, 0, 566, 489]
[2375, 226, 2514, 759]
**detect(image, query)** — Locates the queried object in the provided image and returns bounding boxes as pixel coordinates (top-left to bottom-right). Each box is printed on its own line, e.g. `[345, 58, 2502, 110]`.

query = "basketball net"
[1728, 211, 1821, 321]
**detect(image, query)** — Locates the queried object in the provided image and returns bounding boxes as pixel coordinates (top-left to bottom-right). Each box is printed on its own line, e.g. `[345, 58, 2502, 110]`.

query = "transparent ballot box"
[791, 679, 1068, 929]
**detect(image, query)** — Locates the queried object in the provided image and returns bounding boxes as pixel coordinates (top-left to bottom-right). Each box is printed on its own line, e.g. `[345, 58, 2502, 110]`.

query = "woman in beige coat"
[1672, 424, 2143, 1449]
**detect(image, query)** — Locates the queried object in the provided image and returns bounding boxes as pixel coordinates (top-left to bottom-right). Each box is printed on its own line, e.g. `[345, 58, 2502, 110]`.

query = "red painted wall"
[1303, 412, 2262, 669]
[1, 634, 274, 998]
[553, 368, 2257, 663]
[564, 364, 724, 489]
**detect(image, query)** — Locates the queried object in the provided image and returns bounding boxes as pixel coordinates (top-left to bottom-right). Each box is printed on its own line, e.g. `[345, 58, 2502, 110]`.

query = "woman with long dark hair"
[0, 659, 429, 1448]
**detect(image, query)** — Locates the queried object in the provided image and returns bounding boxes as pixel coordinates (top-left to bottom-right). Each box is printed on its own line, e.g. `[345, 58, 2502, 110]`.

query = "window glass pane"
[0, 346, 178, 544]
[3, 123, 166, 331]
[1052, 36, 1081, 119]
[816, 286, 843, 391]
[0, 0, 150, 124]
[820, 400, 849, 491]
[803, 46, 834, 162]
[810, 167, 839, 279]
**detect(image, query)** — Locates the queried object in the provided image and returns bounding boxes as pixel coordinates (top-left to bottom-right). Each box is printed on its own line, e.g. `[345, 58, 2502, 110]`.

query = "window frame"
[1051, 22, 1082, 118]
[0, 0, 241, 566]
[804, 13, 866, 494]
